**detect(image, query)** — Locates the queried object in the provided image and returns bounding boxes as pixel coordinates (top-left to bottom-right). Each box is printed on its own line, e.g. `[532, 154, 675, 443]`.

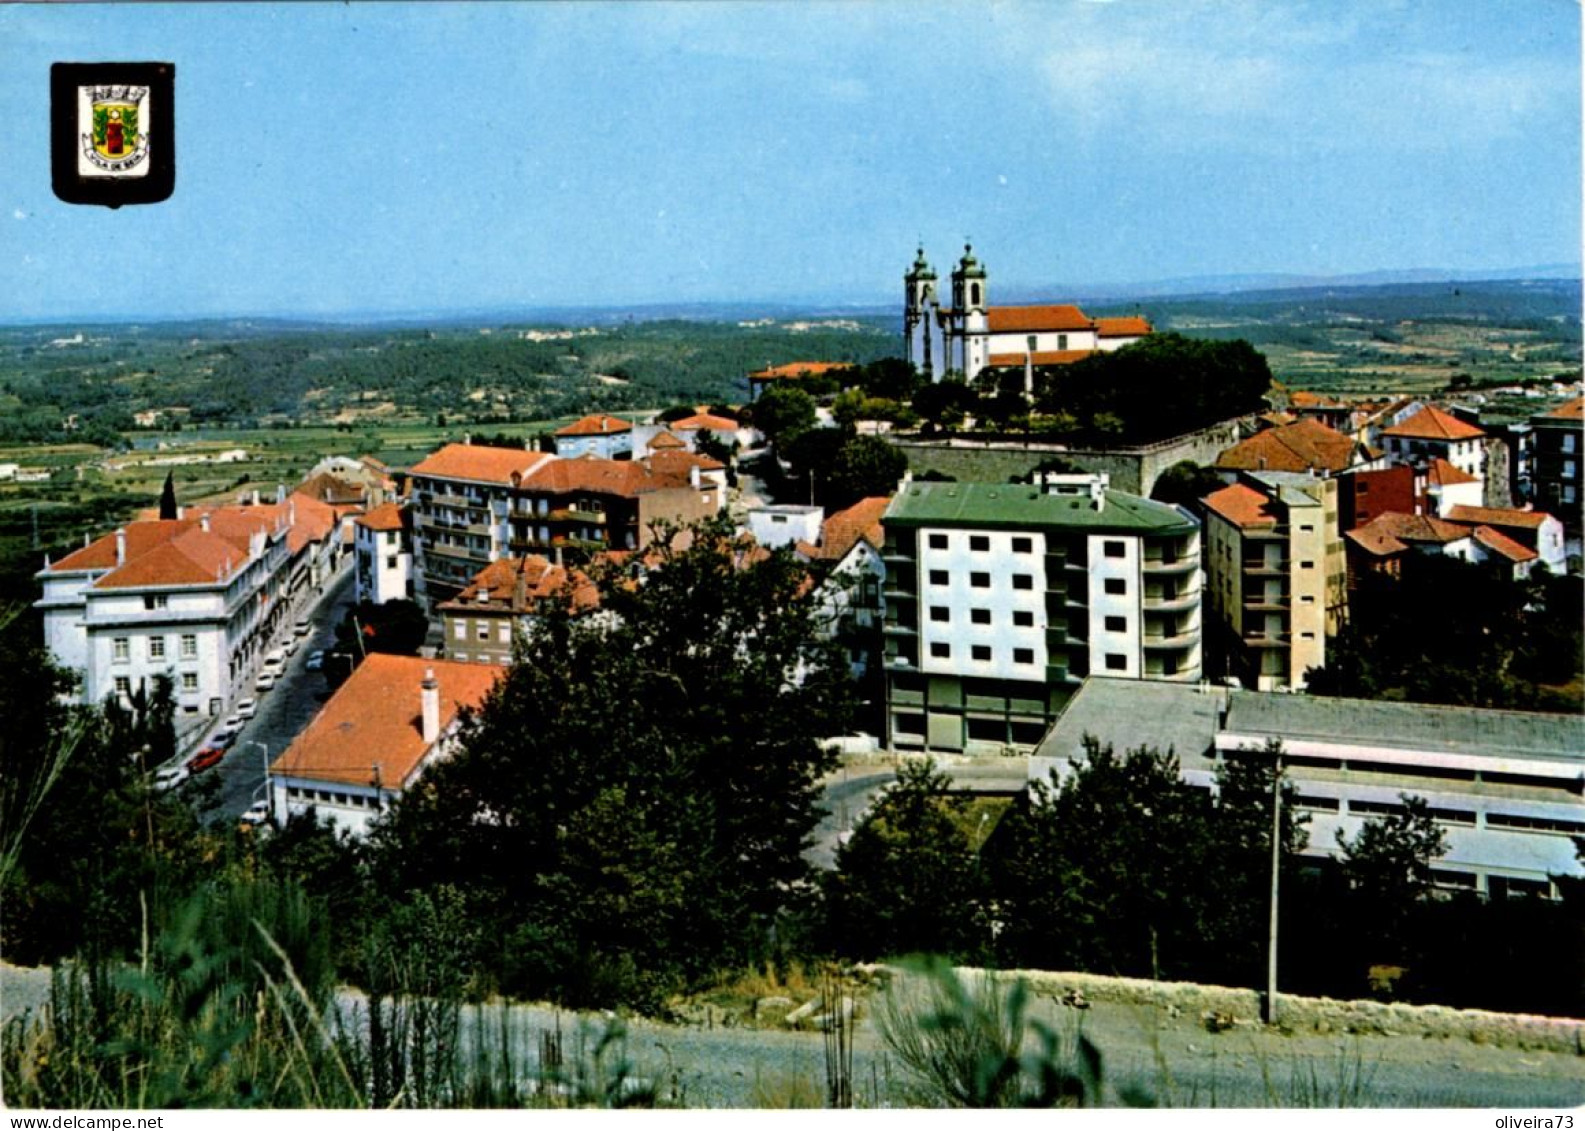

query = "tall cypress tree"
[158, 471, 178, 520]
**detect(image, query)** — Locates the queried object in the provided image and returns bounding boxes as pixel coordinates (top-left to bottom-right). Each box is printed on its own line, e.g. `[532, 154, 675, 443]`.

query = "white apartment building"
[1382, 405, 1487, 481]
[882, 474, 1201, 752]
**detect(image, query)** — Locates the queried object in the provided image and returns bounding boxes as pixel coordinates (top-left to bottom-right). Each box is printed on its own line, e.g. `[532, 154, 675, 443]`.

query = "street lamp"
[251, 740, 270, 822]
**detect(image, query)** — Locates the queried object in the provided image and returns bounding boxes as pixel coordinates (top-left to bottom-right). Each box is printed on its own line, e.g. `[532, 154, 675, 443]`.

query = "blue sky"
[2, 1, 1579, 320]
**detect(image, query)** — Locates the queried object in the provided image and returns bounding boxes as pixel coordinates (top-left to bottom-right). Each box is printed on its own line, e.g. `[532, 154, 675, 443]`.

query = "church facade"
[903, 244, 1152, 384]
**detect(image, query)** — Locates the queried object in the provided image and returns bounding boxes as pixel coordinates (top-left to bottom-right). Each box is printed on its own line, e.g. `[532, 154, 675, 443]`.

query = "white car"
[153, 765, 189, 792]
[264, 648, 286, 668]
[223, 713, 244, 732]
[283, 636, 299, 656]
[255, 673, 276, 692]
[236, 698, 258, 720]
[294, 618, 311, 637]
[239, 799, 270, 827]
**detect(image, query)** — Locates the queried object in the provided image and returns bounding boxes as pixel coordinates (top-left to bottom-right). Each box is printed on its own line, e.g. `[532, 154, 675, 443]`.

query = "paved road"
[193, 564, 356, 822]
[806, 756, 1030, 869]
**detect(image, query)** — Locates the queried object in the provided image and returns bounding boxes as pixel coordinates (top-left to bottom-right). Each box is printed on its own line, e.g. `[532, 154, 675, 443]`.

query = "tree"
[752, 385, 818, 449]
[855, 357, 923, 403]
[1336, 794, 1447, 955]
[822, 759, 989, 963]
[158, 471, 179, 520]
[911, 379, 976, 434]
[372, 517, 853, 1008]
[334, 599, 429, 659]
[827, 435, 908, 511]
[1149, 460, 1226, 511]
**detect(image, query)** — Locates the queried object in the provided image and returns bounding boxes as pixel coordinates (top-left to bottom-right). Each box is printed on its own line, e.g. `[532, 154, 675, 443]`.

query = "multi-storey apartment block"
[1202, 471, 1345, 691]
[407, 443, 723, 606]
[438, 554, 598, 666]
[881, 473, 1201, 753]
[1529, 396, 1582, 534]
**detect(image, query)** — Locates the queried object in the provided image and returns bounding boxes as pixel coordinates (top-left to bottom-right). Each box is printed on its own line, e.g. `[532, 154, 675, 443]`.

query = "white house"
[747, 505, 824, 549]
[553, 414, 634, 460]
[353, 502, 412, 604]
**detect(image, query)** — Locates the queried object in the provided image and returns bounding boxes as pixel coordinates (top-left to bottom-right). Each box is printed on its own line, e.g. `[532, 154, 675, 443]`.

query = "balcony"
[1243, 630, 1289, 647]
[1242, 558, 1289, 577]
[428, 492, 487, 511]
[1142, 555, 1197, 575]
[1143, 628, 1201, 651]
[1143, 588, 1199, 612]
[1242, 525, 1289, 541]
[1243, 596, 1289, 612]
[425, 543, 482, 562]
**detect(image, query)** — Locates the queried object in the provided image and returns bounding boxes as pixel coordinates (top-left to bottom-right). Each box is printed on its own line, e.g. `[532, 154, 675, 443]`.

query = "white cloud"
[12, 209, 26, 220]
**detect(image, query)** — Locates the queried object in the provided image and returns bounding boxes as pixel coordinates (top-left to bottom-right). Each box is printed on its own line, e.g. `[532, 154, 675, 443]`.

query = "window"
[143, 594, 168, 611]
[929, 606, 950, 623]
[1104, 540, 1126, 558]
[1105, 654, 1127, 671]
[180, 634, 197, 658]
[112, 637, 129, 662]
[929, 569, 949, 586]
[971, 608, 991, 625]
[1012, 610, 1034, 627]
[386, 556, 398, 569]
[1357, 481, 1370, 494]
[180, 672, 198, 692]
[1007, 574, 1029, 591]
[386, 530, 398, 545]
[928, 533, 949, 549]
[1011, 536, 1032, 554]
[498, 624, 511, 643]
[1057, 333, 1068, 350]
[771, 514, 787, 525]
[1300, 595, 1315, 604]
[1300, 560, 1315, 570]
[1013, 647, 1034, 664]
[929, 642, 950, 658]
[114, 676, 131, 697]
[970, 571, 990, 588]
[1105, 615, 1126, 632]
[1300, 524, 1314, 532]
[1104, 578, 1126, 596]
[1027, 335, 1038, 351]
[1565, 460, 1577, 480]
[453, 622, 467, 640]
[971, 645, 991, 661]
[969, 535, 990, 552]
[148, 636, 166, 660]
[477, 625, 490, 641]
[453, 652, 468, 662]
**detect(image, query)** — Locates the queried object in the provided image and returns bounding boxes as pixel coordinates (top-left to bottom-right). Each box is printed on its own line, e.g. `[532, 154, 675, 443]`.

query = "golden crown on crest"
[88, 85, 147, 105]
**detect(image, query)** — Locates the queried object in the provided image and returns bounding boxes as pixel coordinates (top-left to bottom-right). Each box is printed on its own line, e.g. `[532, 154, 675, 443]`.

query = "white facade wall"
[917, 527, 1048, 681]
[555, 432, 632, 460]
[1386, 434, 1485, 481]
[1086, 533, 1144, 678]
[985, 328, 1100, 356]
[1428, 478, 1483, 517]
[355, 523, 411, 604]
[748, 506, 824, 549]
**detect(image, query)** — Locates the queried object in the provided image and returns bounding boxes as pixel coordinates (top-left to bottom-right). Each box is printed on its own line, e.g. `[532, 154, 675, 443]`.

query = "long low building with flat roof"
[1031, 677, 1584, 898]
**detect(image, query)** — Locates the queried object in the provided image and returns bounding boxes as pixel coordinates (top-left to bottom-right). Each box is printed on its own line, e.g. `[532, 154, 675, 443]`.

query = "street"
[195, 564, 357, 821]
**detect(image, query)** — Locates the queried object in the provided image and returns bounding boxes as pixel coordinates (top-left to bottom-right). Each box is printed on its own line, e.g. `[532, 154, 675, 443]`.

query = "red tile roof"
[93, 526, 245, 589]
[409, 444, 553, 485]
[1094, 315, 1153, 337]
[555, 413, 634, 437]
[285, 492, 338, 555]
[48, 520, 195, 573]
[1445, 505, 1550, 530]
[296, 471, 367, 505]
[1539, 396, 1584, 421]
[985, 305, 1094, 333]
[1288, 391, 1346, 409]
[670, 413, 740, 432]
[985, 349, 1094, 368]
[644, 449, 725, 475]
[1471, 525, 1538, 564]
[1203, 484, 1279, 529]
[646, 430, 688, 450]
[439, 554, 599, 615]
[749, 361, 850, 380]
[1215, 418, 1360, 474]
[525, 454, 708, 496]
[356, 502, 405, 532]
[1383, 405, 1485, 441]
[817, 496, 889, 560]
[1424, 457, 1480, 488]
[271, 654, 503, 789]
[1345, 512, 1471, 556]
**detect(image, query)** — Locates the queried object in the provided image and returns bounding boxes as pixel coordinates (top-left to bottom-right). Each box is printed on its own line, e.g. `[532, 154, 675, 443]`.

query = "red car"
[187, 746, 225, 774]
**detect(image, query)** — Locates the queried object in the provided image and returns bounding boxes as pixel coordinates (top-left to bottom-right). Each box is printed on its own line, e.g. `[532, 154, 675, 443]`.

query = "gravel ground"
[6, 964, 1581, 1108]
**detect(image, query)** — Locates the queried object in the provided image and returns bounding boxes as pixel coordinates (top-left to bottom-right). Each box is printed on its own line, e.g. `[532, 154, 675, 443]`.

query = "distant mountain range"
[2, 265, 1578, 329]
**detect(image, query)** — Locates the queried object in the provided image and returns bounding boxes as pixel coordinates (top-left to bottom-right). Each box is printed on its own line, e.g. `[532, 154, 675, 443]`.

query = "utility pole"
[251, 740, 270, 820]
[1264, 746, 1284, 1025]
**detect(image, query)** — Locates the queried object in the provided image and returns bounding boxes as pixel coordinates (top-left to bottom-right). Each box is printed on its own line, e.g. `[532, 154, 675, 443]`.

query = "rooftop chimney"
[276, 484, 286, 504]
[420, 667, 440, 745]
[201, 513, 211, 533]
[115, 528, 126, 566]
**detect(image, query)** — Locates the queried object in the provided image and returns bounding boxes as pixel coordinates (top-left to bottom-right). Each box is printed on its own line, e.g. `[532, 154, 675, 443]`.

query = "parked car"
[255, 673, 276, 692]
[235, 698, 258, 720]
[264, 648, 286, 668]
[223, 713, 244, 732]
[239, 799, 270, 827]
[294, 618, 311, 637]
[305, 650, 325, 672]
[153, 765, 189, 792]
[210, 729, 237, 750]
[187, 746, 225, 774]
[283, 636, 299, 656]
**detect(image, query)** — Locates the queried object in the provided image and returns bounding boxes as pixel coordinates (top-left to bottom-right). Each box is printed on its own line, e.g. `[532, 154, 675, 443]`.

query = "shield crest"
[78, 84, 151, 176]
[92, 98, 139, 160]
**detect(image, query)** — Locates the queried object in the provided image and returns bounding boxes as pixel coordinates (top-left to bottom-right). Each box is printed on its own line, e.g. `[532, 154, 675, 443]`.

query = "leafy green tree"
[335, 599, 429, 660]
[751, 385, 818, 449]
[1149, 460, 1226, 511]
[911, 379, 977, 434]
[987, 739, 1216, 979]
[855, 357, 923, 403]
[1336, 794, 1447, 960]
[827, 435, 908, 511]
[822, 759, 989, 963]
[372, 518, 852, 1008]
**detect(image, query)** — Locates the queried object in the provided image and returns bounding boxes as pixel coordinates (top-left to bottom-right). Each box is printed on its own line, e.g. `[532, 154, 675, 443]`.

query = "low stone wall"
[859, 964, 1584, 1055]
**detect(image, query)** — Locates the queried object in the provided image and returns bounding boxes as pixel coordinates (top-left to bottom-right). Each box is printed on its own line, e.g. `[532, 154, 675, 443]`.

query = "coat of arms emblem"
[80, 85, 151, 176]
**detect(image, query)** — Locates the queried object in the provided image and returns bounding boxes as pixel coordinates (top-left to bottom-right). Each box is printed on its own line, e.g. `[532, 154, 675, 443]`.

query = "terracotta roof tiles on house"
[816, 496, 889, 561]
[670, 413, 740, 432]
[356, 502, 406, 532]
[439, 554, 599, 615]
[92, 527, 246, 589]
[271, 654, 502, 789]
[1345, 512, 1470, 557]
[749, 361, 851, 380]
[408, 444, 554, 485]
[1383, 405, 1485, 441]
[296, 471, 367, 506]
[1539, 396, 1584, 421]
[985, 350, 1094, 368]
[646, 430, 687, 450]
[555, 413, 634, 437]
[1203, 484, 1279, 529]
[1094, 315, 1153, 337]
[1445, 505, 1550, 530]
[1215, 418, 1360, 475]
[985, 305, 1095, 333]
[1471, 525, 1538, 564]
[47, 520, 195, 573]
[644, 449, 725, 475]
[1424, 457, 1480, 488]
